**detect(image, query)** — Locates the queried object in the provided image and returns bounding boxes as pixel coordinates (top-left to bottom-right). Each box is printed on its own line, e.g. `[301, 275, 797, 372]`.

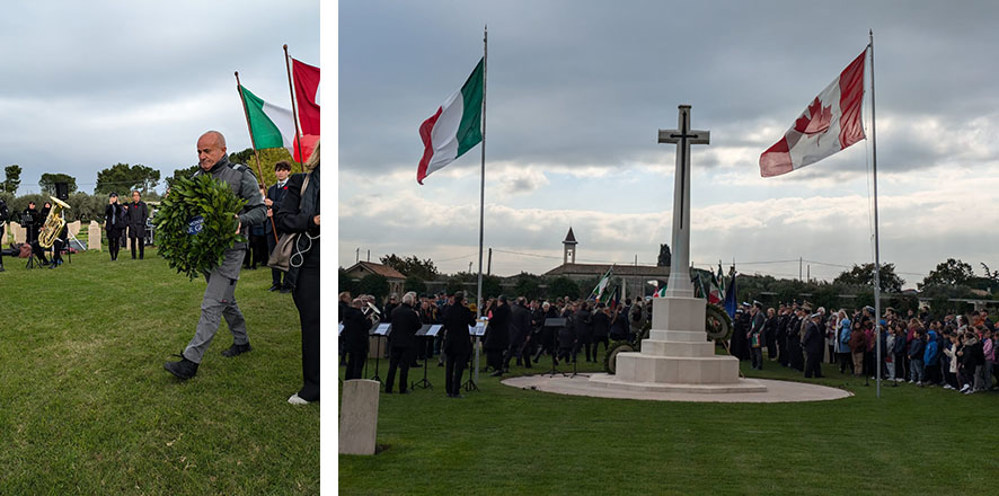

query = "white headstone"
[339, 379, 380, 455]
[88, 221, 103, 251]
[11, 222, 25, 245]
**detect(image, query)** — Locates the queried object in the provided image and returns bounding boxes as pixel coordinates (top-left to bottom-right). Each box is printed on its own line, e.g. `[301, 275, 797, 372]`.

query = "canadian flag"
[760, 50, 866, 177]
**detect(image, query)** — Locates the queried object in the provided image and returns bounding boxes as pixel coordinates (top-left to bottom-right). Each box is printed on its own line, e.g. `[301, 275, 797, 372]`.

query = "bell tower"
[562, 227, 577, 265]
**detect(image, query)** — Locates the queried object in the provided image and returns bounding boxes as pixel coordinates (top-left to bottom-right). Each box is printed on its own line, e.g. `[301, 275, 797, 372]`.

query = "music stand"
[369, 323, 391, 383]
[412, 324, 441, 390]
[463, 321, 487, 392]
[544, 318, 568, 377]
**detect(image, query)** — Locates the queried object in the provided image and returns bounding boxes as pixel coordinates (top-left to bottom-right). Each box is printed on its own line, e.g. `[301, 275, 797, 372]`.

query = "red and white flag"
[291, 58, 320, 163]
[759, 50, 866, 177]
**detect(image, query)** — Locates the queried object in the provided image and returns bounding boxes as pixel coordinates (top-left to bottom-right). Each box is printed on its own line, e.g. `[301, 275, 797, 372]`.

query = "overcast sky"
[337, 1, 999, 287]
[0, 1, 318, 196]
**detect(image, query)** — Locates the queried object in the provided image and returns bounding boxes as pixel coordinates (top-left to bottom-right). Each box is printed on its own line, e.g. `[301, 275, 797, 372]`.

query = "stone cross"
[658, 105, 709, 298]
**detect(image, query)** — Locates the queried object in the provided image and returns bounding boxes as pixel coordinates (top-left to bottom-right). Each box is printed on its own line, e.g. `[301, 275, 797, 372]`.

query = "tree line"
[0, 148, 299, 223]
[342, 253, 999, 317]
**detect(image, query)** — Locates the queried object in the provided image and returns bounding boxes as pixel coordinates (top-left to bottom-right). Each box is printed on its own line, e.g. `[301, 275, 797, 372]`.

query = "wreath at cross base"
[154, 173, 246, 280]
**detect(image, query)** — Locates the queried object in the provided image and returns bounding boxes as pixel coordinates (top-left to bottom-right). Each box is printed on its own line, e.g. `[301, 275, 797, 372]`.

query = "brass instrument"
[38, 196, 70, 249]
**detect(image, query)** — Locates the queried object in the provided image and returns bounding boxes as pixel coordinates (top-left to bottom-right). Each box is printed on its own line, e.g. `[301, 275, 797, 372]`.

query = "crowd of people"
[341, 288, 999, 399]
[729, 301, 999, 393]
[338, 291, 653, 397]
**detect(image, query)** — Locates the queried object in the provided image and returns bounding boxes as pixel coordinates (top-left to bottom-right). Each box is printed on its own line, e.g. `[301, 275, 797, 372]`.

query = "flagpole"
[476, 26, 487, 319]
[869, 29, 883, 398]
[234, 71, 279, 243]
[283, 44, 307, 173]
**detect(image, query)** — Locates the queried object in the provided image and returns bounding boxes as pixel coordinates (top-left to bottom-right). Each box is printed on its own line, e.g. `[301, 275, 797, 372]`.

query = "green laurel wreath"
[154, 173, 246, 280]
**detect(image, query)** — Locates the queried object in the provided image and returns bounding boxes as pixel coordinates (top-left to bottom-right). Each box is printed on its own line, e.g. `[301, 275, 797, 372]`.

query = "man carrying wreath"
[164, 130, 266, 380]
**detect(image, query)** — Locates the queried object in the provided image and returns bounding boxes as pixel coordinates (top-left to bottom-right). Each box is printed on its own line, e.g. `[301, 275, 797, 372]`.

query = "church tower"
[562, 227, 577, 265]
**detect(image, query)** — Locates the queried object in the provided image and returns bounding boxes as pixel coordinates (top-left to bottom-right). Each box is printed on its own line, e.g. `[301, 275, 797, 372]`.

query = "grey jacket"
[194, 156, 266, 248]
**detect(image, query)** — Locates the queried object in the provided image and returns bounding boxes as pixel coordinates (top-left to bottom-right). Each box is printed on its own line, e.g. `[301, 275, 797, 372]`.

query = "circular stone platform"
[503, 373, 852, 403]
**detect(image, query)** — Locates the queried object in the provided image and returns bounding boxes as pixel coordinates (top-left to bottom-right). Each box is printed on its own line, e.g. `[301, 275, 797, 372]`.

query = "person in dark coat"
[484, 295, 511, 376]
[592, 303, 611, 361]
[574, 302, 594, 362]
[504, 297, 533, 370]
[265, 160, 293, 292]
[802, 312, 825, 378]
[385, 292, 421, 393]
[126, 190, 149, 259]
[533, 302, 559, 363]
[731, 306, 750, 360]
[443, 292, 477, 398]
[557, 303, 577, 363]
[342, 297, 371, 380]
[104, 193, 126, 261]
[275, 151, 320, 404]
[763, 307, 778, 360]
[748, 302, 766, 370]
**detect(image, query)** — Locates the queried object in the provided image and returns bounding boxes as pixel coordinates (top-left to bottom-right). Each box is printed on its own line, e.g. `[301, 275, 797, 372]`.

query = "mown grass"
[0, 248, 319, 494]
[340, 344, 997, 495]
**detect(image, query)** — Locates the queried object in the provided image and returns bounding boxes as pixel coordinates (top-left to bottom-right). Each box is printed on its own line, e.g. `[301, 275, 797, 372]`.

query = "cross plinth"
[658, 105, 709, 298]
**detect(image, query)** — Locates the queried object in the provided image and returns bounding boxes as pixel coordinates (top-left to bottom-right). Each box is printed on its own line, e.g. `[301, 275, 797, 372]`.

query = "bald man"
[164, 131, 267, 380]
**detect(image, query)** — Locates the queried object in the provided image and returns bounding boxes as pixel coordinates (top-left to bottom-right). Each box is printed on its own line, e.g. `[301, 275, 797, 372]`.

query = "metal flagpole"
[234, 72, 279, 243]
[473, 25, 488, 385]
[283, 44, 308, 173]
[869, 30, 883, 398]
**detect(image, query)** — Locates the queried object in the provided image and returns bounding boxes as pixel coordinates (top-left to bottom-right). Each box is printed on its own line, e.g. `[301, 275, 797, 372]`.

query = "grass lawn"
[0, 248, 319, 494]
[340, 344, 997, 495]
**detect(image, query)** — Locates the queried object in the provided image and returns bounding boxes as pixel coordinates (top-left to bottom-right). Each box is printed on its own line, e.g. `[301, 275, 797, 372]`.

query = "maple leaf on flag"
[794, 97, 833, 135]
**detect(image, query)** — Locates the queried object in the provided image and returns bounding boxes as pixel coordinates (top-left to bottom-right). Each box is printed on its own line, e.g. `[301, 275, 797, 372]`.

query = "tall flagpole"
[234, 71, 278, 243]
[476, 26, 487, 318]
[869, 30, 882, 398]
[283, 44, 307, 173]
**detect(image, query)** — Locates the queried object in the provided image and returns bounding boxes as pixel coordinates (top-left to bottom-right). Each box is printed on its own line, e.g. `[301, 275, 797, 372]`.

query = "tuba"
[38, 196, 70, 249]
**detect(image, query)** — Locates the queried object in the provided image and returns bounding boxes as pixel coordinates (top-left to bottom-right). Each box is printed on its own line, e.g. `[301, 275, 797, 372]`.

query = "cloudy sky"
[338, 0, 999, 287]
[0, 1, 319, 195]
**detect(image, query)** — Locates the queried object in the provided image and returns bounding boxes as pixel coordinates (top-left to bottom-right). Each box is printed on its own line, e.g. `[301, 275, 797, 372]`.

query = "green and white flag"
[589, 268, 613, 302]
[239, 84, 295, 153]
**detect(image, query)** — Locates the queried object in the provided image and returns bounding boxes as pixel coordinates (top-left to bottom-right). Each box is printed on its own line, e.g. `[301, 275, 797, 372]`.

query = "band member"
[22, 201, 39, 244]
[443, 292, 476, 398]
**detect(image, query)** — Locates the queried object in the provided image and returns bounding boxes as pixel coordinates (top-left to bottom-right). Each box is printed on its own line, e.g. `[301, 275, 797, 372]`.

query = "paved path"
[503, 373, 852, 403]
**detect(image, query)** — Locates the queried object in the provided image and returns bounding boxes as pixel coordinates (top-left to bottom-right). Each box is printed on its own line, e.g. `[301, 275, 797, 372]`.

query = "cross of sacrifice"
[658, 105, 709, 298]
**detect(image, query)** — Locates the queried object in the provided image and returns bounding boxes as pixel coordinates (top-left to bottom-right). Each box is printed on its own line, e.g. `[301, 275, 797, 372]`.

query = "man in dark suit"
[803, 312, 825, 379]
[385, 291, 421, 394]
[342, 297, 371, 380]
[443, 292, 476, 398]
[504, 296, 533, 370]
[126, 190, 149, 259]
[265, 161, 293, 292]
[484, 295, 511, 377]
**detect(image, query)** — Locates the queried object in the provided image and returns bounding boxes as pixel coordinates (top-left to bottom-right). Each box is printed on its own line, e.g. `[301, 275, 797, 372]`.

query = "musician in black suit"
[385, 292, 421, 394]
[342, 297, 371, 380]
[484, 295, 511, 377]
[443, 292, 476, 398]
[103, 193, 126, 261]
[502, 297, 532, 370]
[22, 201, 40, 244]
[265, 161, 293, 292]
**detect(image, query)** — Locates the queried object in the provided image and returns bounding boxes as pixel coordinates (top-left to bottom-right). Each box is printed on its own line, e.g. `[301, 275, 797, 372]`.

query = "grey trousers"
[183, 247, 249, 364]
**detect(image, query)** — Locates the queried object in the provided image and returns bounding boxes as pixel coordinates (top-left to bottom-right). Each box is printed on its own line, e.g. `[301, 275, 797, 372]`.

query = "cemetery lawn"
[341, 349, 997, 495]
[0, 249, 319, 494]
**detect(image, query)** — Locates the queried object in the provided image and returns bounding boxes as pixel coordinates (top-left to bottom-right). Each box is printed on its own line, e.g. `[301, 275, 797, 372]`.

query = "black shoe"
[164, 355, 199, 380]
[268, 284, 281, 292]
[221, 342, 252, 357]
[0, 266, 5, 272]
[48, 263, 58, 269]
[279, 285, 292, 294]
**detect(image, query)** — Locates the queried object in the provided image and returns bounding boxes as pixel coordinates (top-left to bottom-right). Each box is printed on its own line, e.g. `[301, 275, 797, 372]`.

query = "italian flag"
[239, 84, 317, 163]
[417, 58, 484, 185]
[759, 50, 866, 177]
